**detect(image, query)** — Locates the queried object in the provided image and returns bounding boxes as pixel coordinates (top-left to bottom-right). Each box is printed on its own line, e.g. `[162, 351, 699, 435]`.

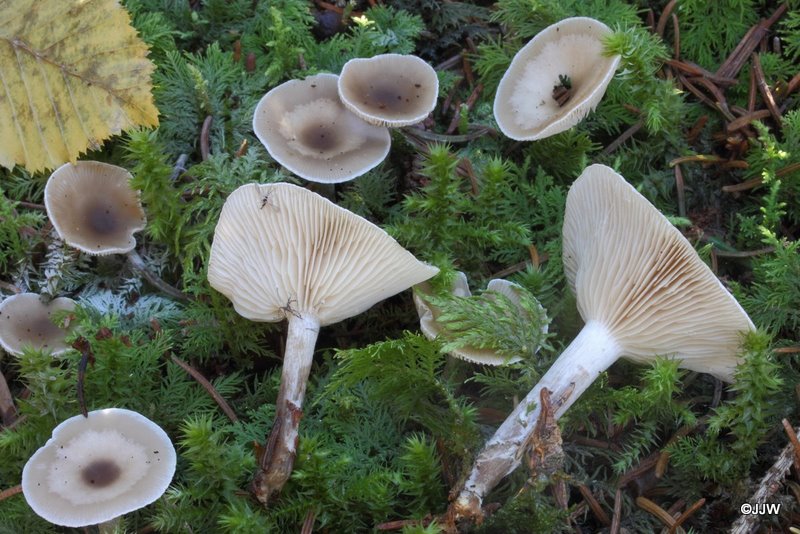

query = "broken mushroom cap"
[44, 161, 146, 255]
[0, 293, 76, 356]
[493, 17, 620, 141]
[253, 73, 391, 184]
[563, 164, 755, 381]
[414, 274, 547, 365]
[208, 182, 439, 326]
[21, 408, 176, 527]
[338, 54, 439, 127]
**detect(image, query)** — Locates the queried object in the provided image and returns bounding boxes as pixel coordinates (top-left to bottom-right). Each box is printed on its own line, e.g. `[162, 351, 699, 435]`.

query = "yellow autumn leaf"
[0, 0, 159, 173]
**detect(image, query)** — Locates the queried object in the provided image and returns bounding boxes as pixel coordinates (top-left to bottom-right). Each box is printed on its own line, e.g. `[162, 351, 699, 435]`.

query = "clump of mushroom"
[208, 182, 438, 504]
[22, 408, 176, 529]
[0, 293, 76, 356]
[253, 73, 391, 184]
[414, 272, 547, 365]
[452, 164, 755, 519]
[44, 161, 146, 256]
[494, 17, 620, 141]
[338, 54, 439, 127]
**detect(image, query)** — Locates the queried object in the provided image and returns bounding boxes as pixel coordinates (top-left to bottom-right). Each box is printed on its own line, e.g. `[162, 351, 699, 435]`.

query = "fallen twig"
[170, 354, 238, 423]
[577, 484, 611, 526]
[751, 53, 782, 126]
[0, 485, 22, 502]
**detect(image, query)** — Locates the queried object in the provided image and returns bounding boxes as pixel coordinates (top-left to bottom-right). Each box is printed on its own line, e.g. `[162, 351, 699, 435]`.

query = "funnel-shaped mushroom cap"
[494, 17, 620, 141]
[0, 293, 76, 356]
[22, 408, 176, 527]
[563, 164, 755, 381]
[44, 161, 146, 255]
[338, 54, 439, 127]
[253, 73, 391, 184]
[413, 273, 547, 365]
[208, 183, 438, 327]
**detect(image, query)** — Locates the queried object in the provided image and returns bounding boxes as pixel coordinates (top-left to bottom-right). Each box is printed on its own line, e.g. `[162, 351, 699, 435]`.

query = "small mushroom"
[44, 161, 146, 255]
[338, 54, 439, 127]
[0, 293, 76, 356]
[413, 272, 547, 365]
[253, 73, 391, 183]
[207, 182, 438, 503]
[493, 17, 621, 141]
[21, 408, 176, 528]
[452, 164, 755, 519]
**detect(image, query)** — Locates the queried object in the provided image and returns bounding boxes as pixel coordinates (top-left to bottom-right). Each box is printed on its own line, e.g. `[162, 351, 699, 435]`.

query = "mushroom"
[44, 161, 146, 256]
[338, 54, 439, 127]
[493, 17, 621, 141]
[253, 73, 391, 184]
[207, 182, 438, 503]
[452, 164, 755, 519]
[413, 272, 547, 365]
[0, 293, 76, 356]
[21, 408, 176, 529]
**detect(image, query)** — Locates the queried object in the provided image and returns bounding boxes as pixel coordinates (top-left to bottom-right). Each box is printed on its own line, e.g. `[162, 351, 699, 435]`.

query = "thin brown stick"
[727, 109, 771, 132]
[15, 201, 45, 211]
[674, 164, 686, 218]
[0, 485, 22, 501]
[722, 176, 762, 193]
[655, 0, 678, 37]
[665, 60, 737, 86]
[577, 484, 611, 526]
[127, 250, 192, 303]
[748, 64, 758, 112]
[668, 498, 705, 534]
[170, 355, 238, 423]
[712, 246, 773, 258]
[716, 4, 788, 80]
[610, 488, 623, 534]
[200, 115, 213, 161]
[669, 154, 723, 166]
[782, 418, 800, 470]
[602, 120, 644, 155]
[671, 14, 680, 59]
[636, 496, 676, 529]
[300, 508, 315, 534]
[751, 53, 782, 126]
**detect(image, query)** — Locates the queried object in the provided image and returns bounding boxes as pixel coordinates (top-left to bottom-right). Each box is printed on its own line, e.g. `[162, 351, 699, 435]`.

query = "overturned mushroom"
[494, 17, 620, 141]
[253, 73, 391, 183]
[208, 182, 438, 504]
[414, 272, 547, 365]
[0, 293, 76, 356]
[22, 408, 176, 529]
[452, 164, 755, 519]
[338, 54, 439, 127]
[44, 161, 146, 255]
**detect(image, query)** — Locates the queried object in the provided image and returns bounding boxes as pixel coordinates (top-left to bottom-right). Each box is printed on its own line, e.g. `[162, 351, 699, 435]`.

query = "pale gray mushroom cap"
[563, 164, 755, 381]
[494, 17, 620, 141]
[0, 293, 76, 356]
[338, 54, 439, 127]
[208, 182, 438, 327]
[253, 73, 391, 184]
[44, 161, 147, 255]
[413, 273, 547, 365]
[22, 408, 176, 527]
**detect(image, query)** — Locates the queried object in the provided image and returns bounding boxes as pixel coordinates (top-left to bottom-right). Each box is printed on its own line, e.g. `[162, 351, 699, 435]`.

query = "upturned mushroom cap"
[413, 273, 547, 365]
[338, 54, 439, 127]
[21, 408, 176, 527]
[253, 73, 391, 183]
[208, 182, 439, 326]
[0, 293, 76, 356]
[563, 164, 755, 381]
[44, 161, 146, 255]
[494, 17, 620, 141]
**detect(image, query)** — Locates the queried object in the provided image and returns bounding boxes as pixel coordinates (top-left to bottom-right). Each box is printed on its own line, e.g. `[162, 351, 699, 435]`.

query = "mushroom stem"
[453, 321, 621, 519]
[253, 313, 321, 505]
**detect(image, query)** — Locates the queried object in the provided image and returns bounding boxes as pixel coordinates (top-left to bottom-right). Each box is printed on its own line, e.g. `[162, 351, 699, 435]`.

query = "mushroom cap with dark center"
[494, 17, 620, 141]
[21, 408, 176, 527]
[253, 73, 391, 184]
[338, 54, 439, 127]
[44, 161, 147, 255]
[208, 182, 439, 327]
[0, 293, 76, 356]
[563, 164, 755, 381]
